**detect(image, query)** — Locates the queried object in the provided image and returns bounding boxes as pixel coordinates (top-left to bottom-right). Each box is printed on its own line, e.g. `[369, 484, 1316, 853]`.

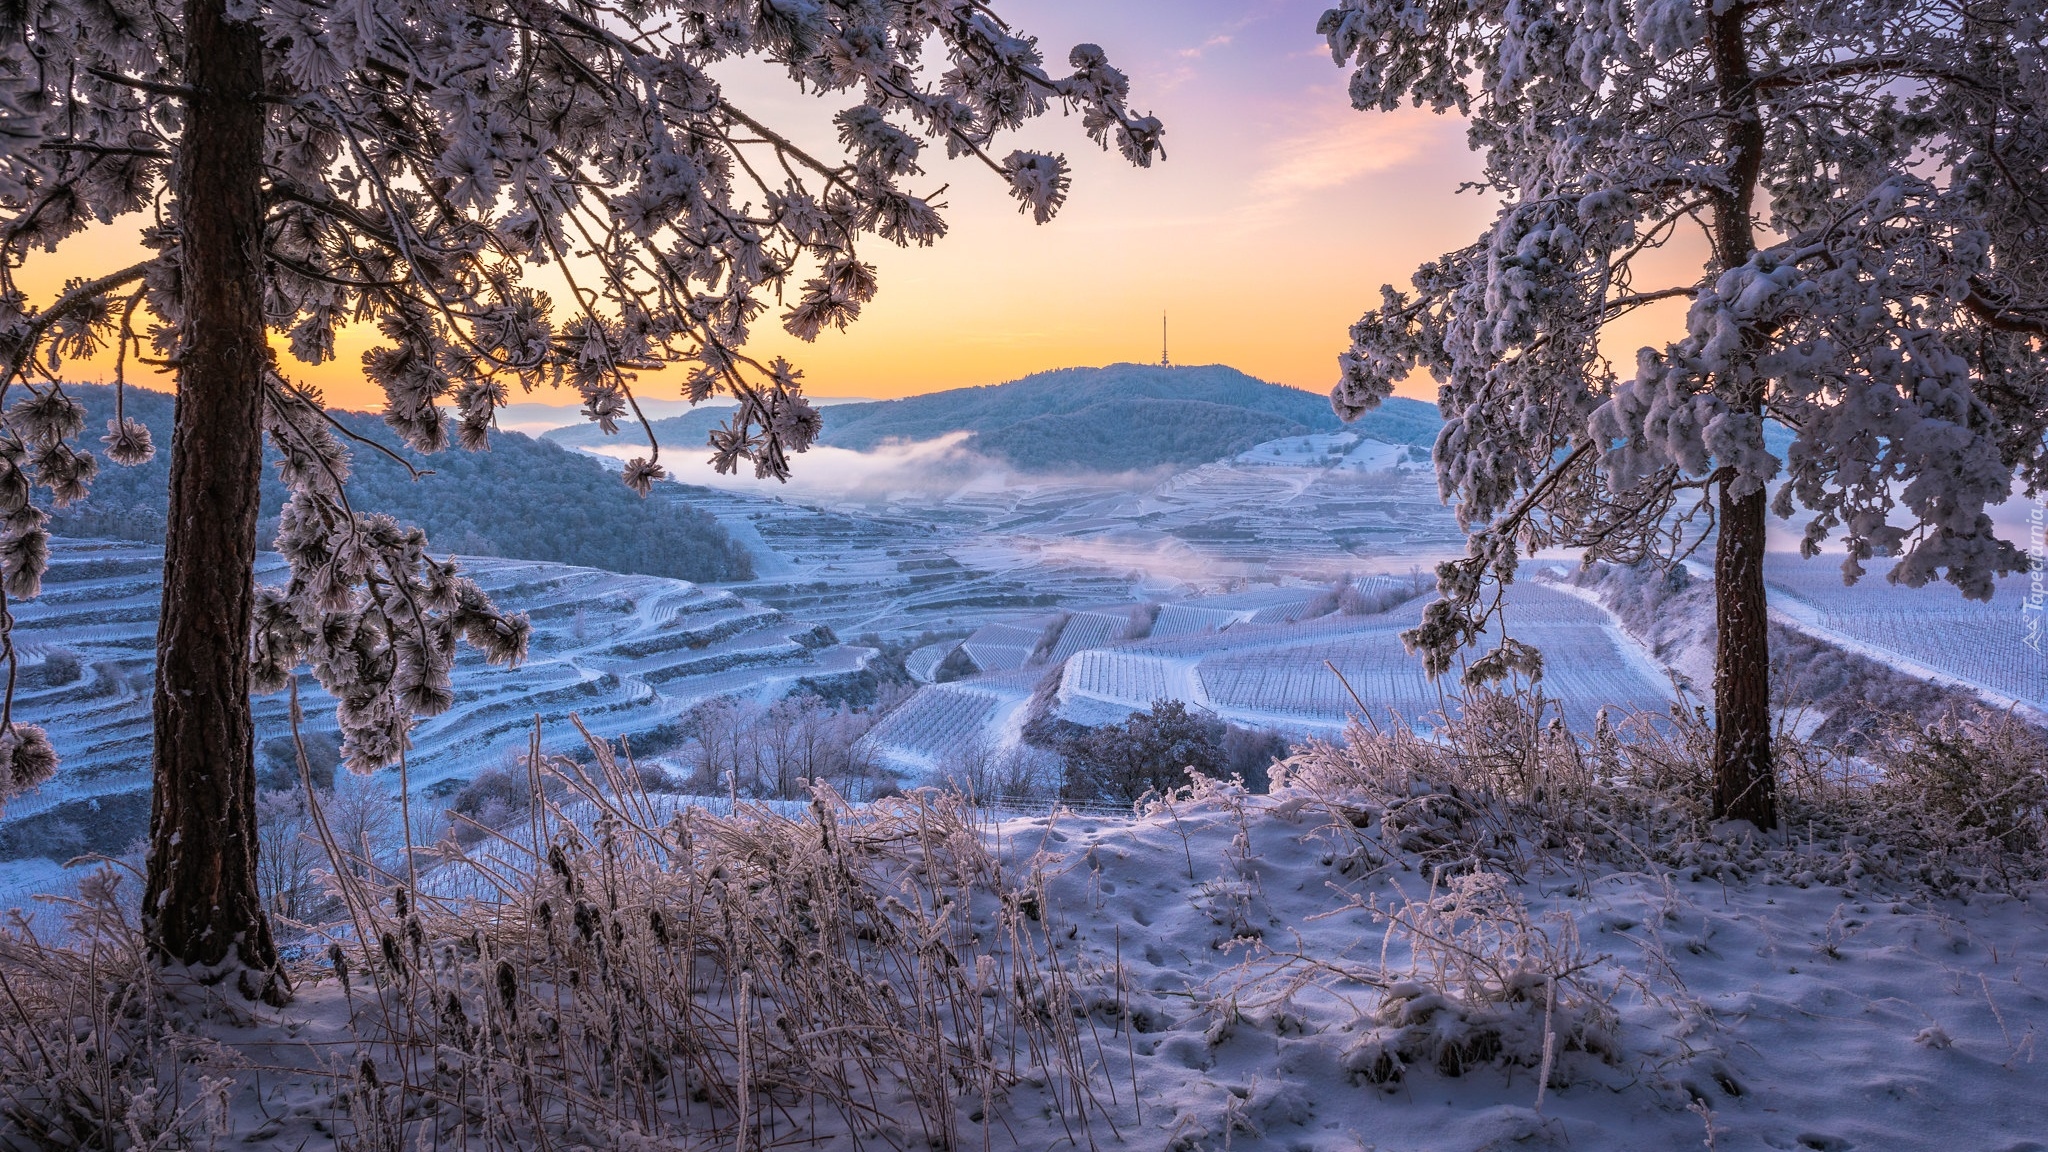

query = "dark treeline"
[966, 399, 1307, 473]
[50, 384, 753, 583]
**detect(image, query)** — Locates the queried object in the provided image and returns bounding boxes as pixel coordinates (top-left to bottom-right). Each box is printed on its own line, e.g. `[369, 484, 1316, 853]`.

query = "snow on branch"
[0, 0, 1163, 776]
[1318, 0, 2047, 678]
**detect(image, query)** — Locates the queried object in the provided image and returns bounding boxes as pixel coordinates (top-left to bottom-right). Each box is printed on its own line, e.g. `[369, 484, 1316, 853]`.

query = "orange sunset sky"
[15, 1, 1696, 410]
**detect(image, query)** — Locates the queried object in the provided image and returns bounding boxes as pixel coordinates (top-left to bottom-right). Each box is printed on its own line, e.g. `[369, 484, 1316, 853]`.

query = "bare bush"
[1338, 872, 1616, 1088]
[255, 788, 327, 924]
[938, 737, 1061, 805]
[320, 770, 406, 884]
[1122, 603, 1162, 641]
[443, 765, 535, 846]
[684, 693, 889, 800]
[17, 648, 81, 690]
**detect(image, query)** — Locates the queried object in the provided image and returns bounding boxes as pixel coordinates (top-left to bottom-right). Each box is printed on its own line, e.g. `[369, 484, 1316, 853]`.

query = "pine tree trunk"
[1704, 3, 1778, 832]
[1711, 480, 1777, 829]
[141, 0, 286, 1002]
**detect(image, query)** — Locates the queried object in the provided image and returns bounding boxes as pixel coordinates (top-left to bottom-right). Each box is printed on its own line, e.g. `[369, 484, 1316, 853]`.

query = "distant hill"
[968, 398, 1307, 473]
[813, 364, 1345, 451]
[547, 404, 738, 458]
[493, 397, 727, 435]
[498, 394, 874, 437]
[47, 385, 753, 582]
[545, 363, 1444, 472]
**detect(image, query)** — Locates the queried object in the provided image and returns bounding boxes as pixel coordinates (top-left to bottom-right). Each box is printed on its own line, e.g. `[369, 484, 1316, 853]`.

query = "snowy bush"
[1058, 700, 1229, 804]
[682, 693, 891, 800]
[938, 736, 1061, 805]
[0, 871, 239, 1149]
[1870, 711, 2048, 880]
[1339, 873, 1616, 1089]
[443, 766, 536, 846]
[256, 788, 328, 924]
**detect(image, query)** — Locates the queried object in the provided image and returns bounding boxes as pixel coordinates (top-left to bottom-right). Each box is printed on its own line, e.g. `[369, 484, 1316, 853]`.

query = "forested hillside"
[545, 363, 1445, 472]
[967, 398, 1307, 472]
[817, 363, 1349, 448]
[49, 385, 753, 582]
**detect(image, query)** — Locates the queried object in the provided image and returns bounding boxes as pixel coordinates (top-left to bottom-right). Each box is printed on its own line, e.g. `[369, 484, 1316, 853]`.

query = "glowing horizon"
[16, 0, 1509, 412]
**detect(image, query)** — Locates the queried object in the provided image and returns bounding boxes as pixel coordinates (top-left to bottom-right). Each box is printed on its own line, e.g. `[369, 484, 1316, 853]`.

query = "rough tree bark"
[140, 0, 288, 1001]
[1712, 484, 1778, 827]
[1706, 2, 1779, 829]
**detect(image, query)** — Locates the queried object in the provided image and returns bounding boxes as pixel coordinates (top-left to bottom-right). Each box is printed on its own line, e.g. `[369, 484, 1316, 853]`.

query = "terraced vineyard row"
[2, 541, 869, 866]
[1765, 554, 2044, 708]
[1045, 610, 1131, 666]
[1817, 611, 2047, 705]
[861, 685, 1005, 771]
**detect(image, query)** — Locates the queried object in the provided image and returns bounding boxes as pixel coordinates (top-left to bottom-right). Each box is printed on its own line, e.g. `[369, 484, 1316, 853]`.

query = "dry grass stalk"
[0, 716, 1118, 1150]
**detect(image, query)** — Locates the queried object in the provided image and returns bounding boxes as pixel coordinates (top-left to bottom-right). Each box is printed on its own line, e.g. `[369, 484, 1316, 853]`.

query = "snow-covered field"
[0, 539, 872, 922]
[664, 429, 1467, 643]
[12, 435, 2048, 1000]
[1052, 581, 1670, 738]
[820, 541, 2048, 778]
[9, 540, 866, 794]
[1765, 554, 2048, 711]
[862, 668, 1045, 775]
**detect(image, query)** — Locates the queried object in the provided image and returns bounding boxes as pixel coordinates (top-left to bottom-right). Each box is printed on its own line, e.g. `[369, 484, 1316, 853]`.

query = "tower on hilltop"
[1160, 312, 1170, 368]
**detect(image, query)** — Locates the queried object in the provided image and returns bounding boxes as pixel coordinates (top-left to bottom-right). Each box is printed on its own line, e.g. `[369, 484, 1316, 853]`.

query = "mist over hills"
[48, 385, 753, 582]
[544, 363, 1444, 473]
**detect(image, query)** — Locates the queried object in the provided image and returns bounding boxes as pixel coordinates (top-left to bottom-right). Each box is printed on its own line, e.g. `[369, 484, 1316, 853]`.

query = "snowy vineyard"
[1765, 555, 2048, 710]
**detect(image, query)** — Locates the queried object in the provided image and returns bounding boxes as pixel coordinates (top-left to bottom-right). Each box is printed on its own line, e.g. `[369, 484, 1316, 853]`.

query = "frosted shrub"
[1286, 688, 2048, 896]
[1279, 686, 1708, 877]
[353, 724, 1112, 1147]
[0, 721, 1117, 1149]
[1341, 872, 1616, 1088]
[1058, 700, 1229, 804]
[683, 694, 890, 800]
[442, 766, 533, 846]
[1871, 711, 2048, 880]
[319, 770, 405, 883]
[940, 737, 1060, 805]
[0, 871, 238, 1150]
[255, 788, 328, 924]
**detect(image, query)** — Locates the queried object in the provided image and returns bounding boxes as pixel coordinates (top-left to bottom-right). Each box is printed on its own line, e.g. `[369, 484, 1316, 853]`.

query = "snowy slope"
[2, 540, 869, 851]
[975, 785, 2048, 1150]
[1056, 582, 1671, 738]
[1764, 554, 2047, 711]
[55, 770, 2048, 1151]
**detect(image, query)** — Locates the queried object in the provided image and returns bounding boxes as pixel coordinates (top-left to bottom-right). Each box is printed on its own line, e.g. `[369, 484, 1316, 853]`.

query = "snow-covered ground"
[32, 767, 2045, 1150]
[982, 784, 2048, 1151]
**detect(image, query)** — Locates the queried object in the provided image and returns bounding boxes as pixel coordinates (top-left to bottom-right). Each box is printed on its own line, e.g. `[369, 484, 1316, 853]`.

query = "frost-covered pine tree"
[0, 0, 1160, 998]
[1319, 0, 2046, 829]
